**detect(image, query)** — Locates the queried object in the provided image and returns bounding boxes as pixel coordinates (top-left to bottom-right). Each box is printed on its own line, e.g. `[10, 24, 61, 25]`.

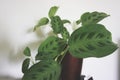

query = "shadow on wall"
[0, 76, 21, 80]
[118, 40, 120, 80]
[0, 21, 49, 78]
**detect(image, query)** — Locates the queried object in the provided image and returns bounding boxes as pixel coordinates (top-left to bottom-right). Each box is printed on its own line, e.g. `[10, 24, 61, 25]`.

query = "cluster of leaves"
[22, 6, 118, 80]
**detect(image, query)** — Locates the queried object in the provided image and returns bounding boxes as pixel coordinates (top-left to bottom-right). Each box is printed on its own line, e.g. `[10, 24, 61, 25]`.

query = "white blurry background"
[0, 0, 120, 80]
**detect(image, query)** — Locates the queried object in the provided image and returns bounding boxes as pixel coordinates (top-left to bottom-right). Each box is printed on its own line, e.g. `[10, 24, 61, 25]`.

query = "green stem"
[30, 56, 35, 64]
[57, 46, 69, 64]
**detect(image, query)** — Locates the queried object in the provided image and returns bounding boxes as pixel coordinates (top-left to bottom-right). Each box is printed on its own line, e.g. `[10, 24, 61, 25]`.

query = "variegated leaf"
[68, 24, 118, 58]
[36, 36, 67, 60]
[77, 12, 109, 25]
[22, 60, 61, 80]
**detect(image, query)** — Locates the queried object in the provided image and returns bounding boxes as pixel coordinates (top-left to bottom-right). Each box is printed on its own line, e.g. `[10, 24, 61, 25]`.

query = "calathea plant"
[22, 6, 118, 80]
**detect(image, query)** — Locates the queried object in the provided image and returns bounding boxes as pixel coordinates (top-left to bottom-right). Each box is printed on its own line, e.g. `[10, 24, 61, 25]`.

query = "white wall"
[0, 0, 120, 80]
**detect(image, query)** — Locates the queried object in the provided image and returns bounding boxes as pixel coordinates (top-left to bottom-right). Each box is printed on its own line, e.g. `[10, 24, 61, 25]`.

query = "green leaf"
[76, 19, 81, 25]
[22, 58, 30, 73]
[68, 24, 118, 58]
[50, 16, 64, 34]
[61, 27, 70, 40]
[22, 60, 61, 80]
[62, 19, 71, 24]
[78, 12, 109, 25]
[23, 47, 31, 56]
[34, 17, 49, 31]
[35, 36, 67, 60]
[48, 6, 59, 18]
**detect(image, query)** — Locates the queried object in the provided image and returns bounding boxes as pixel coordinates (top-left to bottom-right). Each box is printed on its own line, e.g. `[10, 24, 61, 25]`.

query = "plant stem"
[30, 56, 35, 64]
[55, 46, 69, 64]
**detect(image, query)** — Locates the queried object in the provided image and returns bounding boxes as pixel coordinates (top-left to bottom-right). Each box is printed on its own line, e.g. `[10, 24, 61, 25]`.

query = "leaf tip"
[48, 6, 59, 18]
[23, 47, 31, 57]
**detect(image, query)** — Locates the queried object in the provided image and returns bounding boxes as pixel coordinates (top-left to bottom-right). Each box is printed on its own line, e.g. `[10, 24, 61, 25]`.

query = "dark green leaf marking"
[22, 60, 61, 80]
[61, 27, 70, 40]
[68, 24, 118, 58]
[50, 16, 64, 34]
[22, 58, 30, 73]
[35, 36, 67, 60]
[76, 11, 109, 25]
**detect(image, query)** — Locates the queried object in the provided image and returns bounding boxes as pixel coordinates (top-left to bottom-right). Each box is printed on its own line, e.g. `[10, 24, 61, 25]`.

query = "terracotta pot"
[61, 52, 83, 80]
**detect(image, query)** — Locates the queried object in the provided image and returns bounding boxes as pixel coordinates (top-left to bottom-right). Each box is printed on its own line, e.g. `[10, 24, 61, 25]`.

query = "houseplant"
[21, 6, 118, 80]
